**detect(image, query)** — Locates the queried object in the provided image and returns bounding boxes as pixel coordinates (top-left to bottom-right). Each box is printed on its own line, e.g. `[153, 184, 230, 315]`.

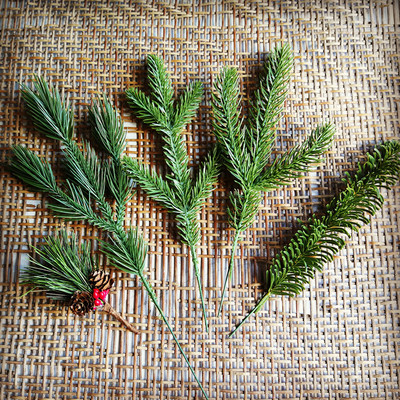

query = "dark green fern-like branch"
[229, 140, 400, 337]
[211, 44, 335, 315]
[10, 77, 208, 399]
[124, 55, 219, 332]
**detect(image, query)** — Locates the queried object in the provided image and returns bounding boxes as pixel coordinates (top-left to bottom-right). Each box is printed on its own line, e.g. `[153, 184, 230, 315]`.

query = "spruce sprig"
[10, 76, 208, 399]
[229, 140, 400, 337]
[211, 44, 335, 315]
[124, 55, 219, 332]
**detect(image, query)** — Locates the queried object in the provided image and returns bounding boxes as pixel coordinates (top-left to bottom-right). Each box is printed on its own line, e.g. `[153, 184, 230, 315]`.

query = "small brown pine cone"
[89, 270, 114, 291]
[70, 291, 94, 316]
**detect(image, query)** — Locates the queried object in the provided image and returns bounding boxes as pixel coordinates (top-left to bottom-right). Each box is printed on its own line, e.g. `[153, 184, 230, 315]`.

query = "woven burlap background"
[1, 1, 399, 399]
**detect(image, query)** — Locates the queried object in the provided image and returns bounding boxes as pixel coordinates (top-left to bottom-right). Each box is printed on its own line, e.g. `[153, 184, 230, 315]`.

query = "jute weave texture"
[0, 1, 399, 399]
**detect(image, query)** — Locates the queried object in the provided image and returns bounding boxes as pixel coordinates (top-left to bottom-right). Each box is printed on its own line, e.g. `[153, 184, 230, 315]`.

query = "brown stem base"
[101, 302, 140, 334]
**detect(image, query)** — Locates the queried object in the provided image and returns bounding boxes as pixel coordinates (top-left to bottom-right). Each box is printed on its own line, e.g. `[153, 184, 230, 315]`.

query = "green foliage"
[10, 145, 58, 192]
[256, 124, 336, 191]
[229, 140, 400, 336]
[11, 77, 208, 398]
[10, 144, 115, 232]
[20, 75, 74, 142]
[88, 95, 126, 161]
[20, 230, 94, 301]
[102, 227, 147, 275]
[88, 95, 133, 227]
[211, 44, 335, 314]
[124, 55, 220, 331]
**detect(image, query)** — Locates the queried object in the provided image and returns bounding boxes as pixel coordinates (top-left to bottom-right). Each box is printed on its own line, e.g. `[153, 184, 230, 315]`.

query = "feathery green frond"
[176, 209, 201, 247]
[122, 156, 181, 212]
[174, 81, 204, 133]
[63, 139, 105, 196]
[147, 54, 174, 117]
[211, 67, 247, 184]
[10, 145, 113, 230]
[126, 87, 168, 128]
[20, 76, 115, 222]
[256, 123, 335, 191]
[229, 140, 400, 336]
[190, 147, 220, 212]
[345, 140, 400, 189]
[247, 44, 293, 171]
[20, 75, 74, 142]
[20, 230, 94, 301]
[88, 95, 133, 227]
[211, 45, 333, 315]
[126, 83, 191, 196]
[227, 188, 262, 233]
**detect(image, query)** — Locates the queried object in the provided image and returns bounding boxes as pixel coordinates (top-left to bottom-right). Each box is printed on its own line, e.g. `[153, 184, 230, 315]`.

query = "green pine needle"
[101, 227, 147, 276]
[88, 95, 133, 227]
[20, 230, 94, 301]
[11, 77, 208, 399]
[88, 95, 126, 161]
[20, 75, 74, 142]
[124, 55, 220, 332]
[10, 144, 58, 193]
[212, 44, 335, 315]
[229, 140, 400, 337]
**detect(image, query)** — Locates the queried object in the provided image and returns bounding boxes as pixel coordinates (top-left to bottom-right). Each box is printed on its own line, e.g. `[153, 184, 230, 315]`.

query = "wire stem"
[102, 301, 140, 334]
[190, 245, 209, 333]
[217, 229, 241, 317]
[139, 273, 208, 399]
[228, 292, 271, 338]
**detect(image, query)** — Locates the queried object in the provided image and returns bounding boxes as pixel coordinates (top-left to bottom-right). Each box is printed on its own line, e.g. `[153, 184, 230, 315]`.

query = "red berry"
[93, 288, 100, 299]
[99, 290, 108, 300]
[94, 299, 102, 307]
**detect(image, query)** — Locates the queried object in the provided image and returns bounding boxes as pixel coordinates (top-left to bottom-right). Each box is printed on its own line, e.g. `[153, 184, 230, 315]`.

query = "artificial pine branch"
[10, 77, 208, 399]
[229, 140, 400, 337]
[20, 229, 139, 334]
[124, 55, 219, 332]
[211, 44, 335, 315]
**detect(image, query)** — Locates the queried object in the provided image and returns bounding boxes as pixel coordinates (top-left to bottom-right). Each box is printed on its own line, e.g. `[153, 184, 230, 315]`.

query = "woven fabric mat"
[1, 1, 399, 399]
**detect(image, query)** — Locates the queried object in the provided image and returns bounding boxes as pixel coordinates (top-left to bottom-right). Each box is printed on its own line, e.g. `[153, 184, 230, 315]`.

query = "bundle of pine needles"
[20, 229, 139, 333]
[21, 230, 94, 301]
[211, 44, 335, 314]
[123, 55, 219, 331]
[229, 140, 400, 336]
[10, 77, 208, 398]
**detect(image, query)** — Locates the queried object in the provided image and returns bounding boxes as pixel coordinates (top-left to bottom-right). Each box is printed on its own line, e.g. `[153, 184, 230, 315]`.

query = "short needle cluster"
[229, 140, 400, 336]
[211, 44, 335, 314]
[124, 55, 219, 332]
